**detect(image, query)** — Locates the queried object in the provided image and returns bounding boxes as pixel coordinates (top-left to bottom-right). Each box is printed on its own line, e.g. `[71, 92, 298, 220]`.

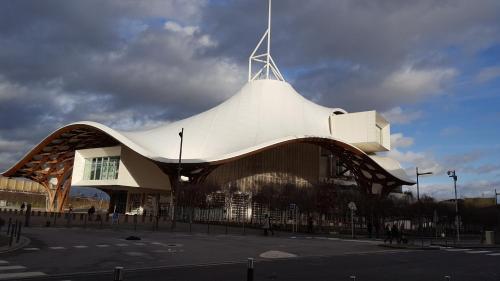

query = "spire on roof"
[248, 0, 285, 82]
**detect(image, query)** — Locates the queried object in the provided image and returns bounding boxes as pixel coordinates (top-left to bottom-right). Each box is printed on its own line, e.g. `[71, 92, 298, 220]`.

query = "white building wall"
[330, 110, 390, 153]
[71, 146, 171, 192]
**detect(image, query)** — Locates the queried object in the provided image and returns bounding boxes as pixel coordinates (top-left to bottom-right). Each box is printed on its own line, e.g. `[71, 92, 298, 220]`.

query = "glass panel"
[95, 158, 102, 180]
[84, 156, 120, 181]
[112, 157, 120, 179]
[90, 158, 97, 180]
[83, 159, 92, 180]
[101, 157, 109, 180]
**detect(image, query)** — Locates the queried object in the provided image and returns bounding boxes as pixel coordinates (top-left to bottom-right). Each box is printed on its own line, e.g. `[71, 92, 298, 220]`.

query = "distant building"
[463, 197, 496, 208]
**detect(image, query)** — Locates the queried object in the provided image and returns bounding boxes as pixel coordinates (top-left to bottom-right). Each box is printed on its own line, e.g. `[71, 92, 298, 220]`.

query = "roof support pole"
[266, 0, 271, 79]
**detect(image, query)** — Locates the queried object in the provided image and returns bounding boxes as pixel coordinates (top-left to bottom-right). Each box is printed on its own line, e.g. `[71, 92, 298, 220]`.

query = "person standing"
[20, 202, 26, 212]
[307, 215, 314, 234]
[263, 214, 270, 236]
[391, 224, 399, 244]
[268, 215, 274, 236]
[88, 206, 96, 221]
[384, 225, 392, 244]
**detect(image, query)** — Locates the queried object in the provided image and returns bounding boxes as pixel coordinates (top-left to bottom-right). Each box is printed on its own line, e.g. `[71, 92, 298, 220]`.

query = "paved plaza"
[0, 227, 499, 280]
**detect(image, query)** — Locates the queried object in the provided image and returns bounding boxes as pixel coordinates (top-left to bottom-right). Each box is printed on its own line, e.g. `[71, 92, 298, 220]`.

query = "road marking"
[49, 246, 66, 250]
[486, 253, 500, 256]
[467, 250, 492, 254]
[0, 265, 26, 271]
[96, 244, 109, 248]
[444, 248, 471, 252]
[115, 243, 128, 247]
[134, 242, 145, 246]
[73, 245, 88, 249]
[23, 248, 40, 251]
[0, 271, 46, 280]
[260, 250, 297, 259]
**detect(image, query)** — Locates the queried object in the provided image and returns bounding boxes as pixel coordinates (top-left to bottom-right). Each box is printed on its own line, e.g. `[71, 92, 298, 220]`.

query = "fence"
[0, 206, 375, 236]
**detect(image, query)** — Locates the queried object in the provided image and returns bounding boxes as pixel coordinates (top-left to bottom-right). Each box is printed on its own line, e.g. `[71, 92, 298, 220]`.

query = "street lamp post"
[447, 170, 459, 242]
[171, 128, 184, 230]
[416, 167, 433, 202]
[416, 167, 432, 246]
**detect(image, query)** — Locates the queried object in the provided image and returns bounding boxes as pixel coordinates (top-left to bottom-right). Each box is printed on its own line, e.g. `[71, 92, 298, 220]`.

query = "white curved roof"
[4, 79, 414, 185]
[120, 79, 340, 162]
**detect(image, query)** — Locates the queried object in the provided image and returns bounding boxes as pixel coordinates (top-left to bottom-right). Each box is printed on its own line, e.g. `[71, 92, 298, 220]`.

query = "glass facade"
[83, 156, 120, 180]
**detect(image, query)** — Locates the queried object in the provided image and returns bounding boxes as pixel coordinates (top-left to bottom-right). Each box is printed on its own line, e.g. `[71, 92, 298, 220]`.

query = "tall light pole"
[177, 128, 184, 183]
[447, 170, 459, 242]
[171, 128, 184, 230]
[416, 167, 433, 202]
[416, 167, 432, 241]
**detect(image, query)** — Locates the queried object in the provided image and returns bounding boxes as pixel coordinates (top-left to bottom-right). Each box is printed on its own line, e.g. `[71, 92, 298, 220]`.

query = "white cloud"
[382, 107, 422, 124]
[476, 66, 500, 83]
[381, 66, 457, 100]
[164, 21, 198, 36]
[421, 180, 500, 200]
[0, 138, 28, 152]
[0, 76, 28, 101]
[386, 148, 442, 176]
[390, 133, 414, 148]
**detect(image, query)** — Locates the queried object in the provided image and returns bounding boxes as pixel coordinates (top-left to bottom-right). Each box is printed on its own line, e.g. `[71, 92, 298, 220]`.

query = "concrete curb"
[0, 235, 31, 254]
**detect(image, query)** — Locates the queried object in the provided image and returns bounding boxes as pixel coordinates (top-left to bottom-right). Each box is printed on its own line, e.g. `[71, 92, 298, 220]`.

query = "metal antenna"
[248, 0, 284, 82]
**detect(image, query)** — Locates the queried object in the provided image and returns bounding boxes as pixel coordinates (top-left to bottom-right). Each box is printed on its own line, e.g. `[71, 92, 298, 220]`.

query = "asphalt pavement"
[0, 227, 499, 280]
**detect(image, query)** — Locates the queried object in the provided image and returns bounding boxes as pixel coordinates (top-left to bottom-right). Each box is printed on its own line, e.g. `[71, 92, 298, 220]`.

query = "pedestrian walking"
[307, 215, 314, 234]
[263, 214, 270, 236]
[384, 225, 392, 244]
[88, 206, 96, 221]
[391, 224, 400, 244]
[268, 215, 274, 236]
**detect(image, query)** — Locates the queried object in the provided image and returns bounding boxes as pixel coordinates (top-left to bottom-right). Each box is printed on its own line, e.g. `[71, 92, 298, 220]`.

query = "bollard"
[113, 266, 124, 281]
[6, 218, 11, 234]
[8, 223, 14, 247]
[13, 220, 18, 237]
[16, 223, 21, 244]
[53, 212, 57, 226]
[134, 215, 137, 231]
[247, 258, 254, 281]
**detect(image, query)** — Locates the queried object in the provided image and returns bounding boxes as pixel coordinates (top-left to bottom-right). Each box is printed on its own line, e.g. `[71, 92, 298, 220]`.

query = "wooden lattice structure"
[2, 125, 118, 211]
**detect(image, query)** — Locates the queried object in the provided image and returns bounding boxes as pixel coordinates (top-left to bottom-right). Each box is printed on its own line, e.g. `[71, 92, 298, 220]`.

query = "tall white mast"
[248, 0, 284, 82]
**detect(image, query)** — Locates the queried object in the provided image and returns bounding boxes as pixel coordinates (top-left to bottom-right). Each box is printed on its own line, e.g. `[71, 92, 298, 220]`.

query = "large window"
[83, 156, 120, 180]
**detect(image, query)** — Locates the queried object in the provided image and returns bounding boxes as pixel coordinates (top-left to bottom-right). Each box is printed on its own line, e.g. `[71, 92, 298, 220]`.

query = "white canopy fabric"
[4, 79, 414, 185]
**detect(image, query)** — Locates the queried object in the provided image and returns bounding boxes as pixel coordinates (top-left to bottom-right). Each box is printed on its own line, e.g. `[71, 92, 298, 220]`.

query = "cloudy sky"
[0, 0, 499, 199]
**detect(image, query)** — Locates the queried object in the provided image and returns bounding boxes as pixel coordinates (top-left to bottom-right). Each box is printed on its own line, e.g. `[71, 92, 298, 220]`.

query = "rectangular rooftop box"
[330, 110, 390, 153]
